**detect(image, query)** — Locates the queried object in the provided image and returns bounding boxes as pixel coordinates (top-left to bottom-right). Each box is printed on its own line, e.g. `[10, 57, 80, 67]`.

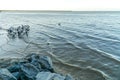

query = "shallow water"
[0, 11, 120, 80]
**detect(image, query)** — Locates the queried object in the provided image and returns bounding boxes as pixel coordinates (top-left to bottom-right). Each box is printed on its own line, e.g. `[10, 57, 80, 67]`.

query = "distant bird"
[58, 23, 61, 26]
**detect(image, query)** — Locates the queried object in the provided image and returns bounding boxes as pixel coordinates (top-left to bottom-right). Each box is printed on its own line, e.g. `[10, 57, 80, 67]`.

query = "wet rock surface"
[36, 72, 65, 80]
[0, 68, 17, 80]
[7, 25, 30, 39]
[0, 54, 74, 80]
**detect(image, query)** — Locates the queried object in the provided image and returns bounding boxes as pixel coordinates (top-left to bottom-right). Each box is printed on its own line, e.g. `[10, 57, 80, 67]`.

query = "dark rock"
[38, 56, 54, 72]
[7, 63, 20, 73]
[26, 54, 54, 72]
[53, 74, 66, 80]
[27, 54, 38, 62]
[36, 72, 65, 80]
[7, 27, 18, 39]
[17, 25, 30, 38]
[30, 60, 41, 71]
[12, 72, 20, 80]
[0, 54, 74, 80]
[20, 63, 39, 80]
[7, 25, 30, 39]
[26, 53, 38, 62]
[26, 54, 41, 71]
[0, 68, 17, 80]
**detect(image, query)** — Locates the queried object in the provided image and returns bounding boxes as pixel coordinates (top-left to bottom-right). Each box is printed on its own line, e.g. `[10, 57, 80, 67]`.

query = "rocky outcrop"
[36, 72, 65, 80]
[0, 53, 74, 80]
[0, 68, 17, 80]
[7, 25, 30, 39]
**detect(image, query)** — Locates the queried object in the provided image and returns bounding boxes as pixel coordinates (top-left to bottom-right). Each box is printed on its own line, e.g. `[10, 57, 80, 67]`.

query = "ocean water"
[0, 11, 120, 80]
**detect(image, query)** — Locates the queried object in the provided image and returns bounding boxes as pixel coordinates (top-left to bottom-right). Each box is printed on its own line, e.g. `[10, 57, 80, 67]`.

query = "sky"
[0, 0, 120, 11]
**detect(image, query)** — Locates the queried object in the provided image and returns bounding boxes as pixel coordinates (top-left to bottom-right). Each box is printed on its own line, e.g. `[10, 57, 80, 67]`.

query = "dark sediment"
[0, 53, 74, 80]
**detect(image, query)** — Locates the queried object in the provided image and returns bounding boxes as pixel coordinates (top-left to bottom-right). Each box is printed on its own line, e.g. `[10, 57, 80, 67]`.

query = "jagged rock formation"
[7, 25, 30, 39]
[0, 54, 74, 80]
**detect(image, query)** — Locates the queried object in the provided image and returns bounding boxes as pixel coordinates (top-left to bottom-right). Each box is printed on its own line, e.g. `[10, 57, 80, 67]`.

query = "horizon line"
[1, 10, 120, 12]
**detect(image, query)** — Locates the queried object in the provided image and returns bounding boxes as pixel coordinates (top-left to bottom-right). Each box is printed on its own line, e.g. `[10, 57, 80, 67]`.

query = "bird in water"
[58, 23, 61, 26]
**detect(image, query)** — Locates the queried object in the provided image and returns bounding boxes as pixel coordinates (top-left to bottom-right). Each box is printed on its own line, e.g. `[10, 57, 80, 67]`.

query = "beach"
[0, 11, 120, 80]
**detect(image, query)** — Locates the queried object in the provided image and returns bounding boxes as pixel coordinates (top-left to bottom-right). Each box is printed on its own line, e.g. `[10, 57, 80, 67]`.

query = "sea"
[0, 11, 120, 80]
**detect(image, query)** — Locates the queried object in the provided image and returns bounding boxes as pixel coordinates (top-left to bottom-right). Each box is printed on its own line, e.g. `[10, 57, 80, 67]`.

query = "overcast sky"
[0, 0, 120, 11]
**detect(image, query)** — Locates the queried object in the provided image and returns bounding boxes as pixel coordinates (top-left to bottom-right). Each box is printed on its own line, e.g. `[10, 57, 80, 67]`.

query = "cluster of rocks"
[7, 25, 30, 39]
[0, 54, 74, 80]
